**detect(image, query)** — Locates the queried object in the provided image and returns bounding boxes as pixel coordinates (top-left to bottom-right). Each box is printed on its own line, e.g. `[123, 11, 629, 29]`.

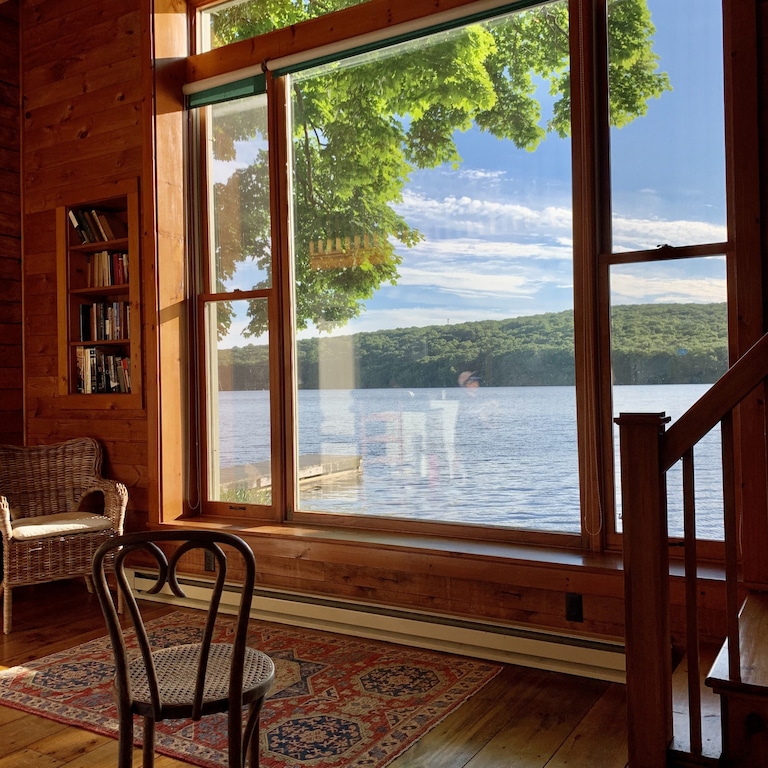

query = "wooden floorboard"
[0, 579, 629, 767]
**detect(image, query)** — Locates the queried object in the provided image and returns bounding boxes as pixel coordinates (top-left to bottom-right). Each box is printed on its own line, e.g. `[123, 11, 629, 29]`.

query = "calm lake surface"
[217, 384, 723, 539]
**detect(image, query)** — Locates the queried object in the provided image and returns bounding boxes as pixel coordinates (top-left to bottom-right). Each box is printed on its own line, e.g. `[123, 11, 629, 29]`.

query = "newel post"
[616, 412, 672, 768]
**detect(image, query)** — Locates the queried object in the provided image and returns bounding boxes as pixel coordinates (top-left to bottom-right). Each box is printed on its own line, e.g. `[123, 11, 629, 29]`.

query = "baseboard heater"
[127, 568, 625, 683]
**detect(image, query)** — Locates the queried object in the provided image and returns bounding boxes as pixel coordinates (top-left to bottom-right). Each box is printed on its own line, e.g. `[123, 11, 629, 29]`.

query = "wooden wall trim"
[147, 0, 190, 524]
[187, 0, 513, 83]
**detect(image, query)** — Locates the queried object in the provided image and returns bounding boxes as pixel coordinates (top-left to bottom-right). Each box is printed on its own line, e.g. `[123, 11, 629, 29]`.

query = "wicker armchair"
[0, 437, 128, 634]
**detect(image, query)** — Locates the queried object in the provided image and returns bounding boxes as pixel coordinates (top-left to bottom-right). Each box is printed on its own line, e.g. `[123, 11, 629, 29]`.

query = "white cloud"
[398, 189, 727, 253]
[404, 235, 571, 264]
[612, 216, 727, 252]
[610, 272, 726, 305]
[396, 264, 537, 299]
[457, 168, 507, 181]
[398, 191, 573, 239]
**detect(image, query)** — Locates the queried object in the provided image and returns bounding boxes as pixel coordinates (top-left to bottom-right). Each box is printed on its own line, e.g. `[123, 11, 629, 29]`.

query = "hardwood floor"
[0, 580, 628, 767]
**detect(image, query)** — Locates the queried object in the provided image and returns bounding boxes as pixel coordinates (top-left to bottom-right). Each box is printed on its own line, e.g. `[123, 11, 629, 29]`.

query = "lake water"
[216, 384, 723, 539]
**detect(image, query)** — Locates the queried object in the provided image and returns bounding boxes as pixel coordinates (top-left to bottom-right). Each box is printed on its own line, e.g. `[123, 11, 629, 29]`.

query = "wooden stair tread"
[671, 644, 722, 760]
[706, 591, 768, 694]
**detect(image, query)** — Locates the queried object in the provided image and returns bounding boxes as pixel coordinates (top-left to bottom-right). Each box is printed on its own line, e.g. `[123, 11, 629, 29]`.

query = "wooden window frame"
[170, 0, 760, 559]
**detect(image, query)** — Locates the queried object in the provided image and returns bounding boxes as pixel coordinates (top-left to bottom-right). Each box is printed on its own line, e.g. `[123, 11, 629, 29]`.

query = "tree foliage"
[218, 302, 728, 390]
[208, 0, 670, 336]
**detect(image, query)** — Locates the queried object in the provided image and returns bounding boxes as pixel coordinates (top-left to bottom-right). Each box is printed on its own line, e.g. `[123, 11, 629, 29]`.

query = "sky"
[217, 0, 728, 346]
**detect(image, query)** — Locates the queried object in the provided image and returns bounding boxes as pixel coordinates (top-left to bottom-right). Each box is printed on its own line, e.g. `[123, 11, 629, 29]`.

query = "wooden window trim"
[151, 0, 761, 562]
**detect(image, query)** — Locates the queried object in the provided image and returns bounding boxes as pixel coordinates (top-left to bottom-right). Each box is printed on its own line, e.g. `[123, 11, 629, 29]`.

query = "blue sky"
[219, 0, 728, 345]
[307, 0, 727, 340]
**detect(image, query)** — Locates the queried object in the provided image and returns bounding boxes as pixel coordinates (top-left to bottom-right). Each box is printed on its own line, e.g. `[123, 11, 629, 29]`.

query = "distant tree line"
[217, 303, 728, 390]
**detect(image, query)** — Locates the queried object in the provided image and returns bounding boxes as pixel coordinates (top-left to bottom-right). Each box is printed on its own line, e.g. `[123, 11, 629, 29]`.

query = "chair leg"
[142, 716, 155, 768]
[243, 699, 264, 768]
[2, 584, 11, 634]
[118, 709, 134, 768]
[228, 705, 243, 768]
[84, 574, 95, 593]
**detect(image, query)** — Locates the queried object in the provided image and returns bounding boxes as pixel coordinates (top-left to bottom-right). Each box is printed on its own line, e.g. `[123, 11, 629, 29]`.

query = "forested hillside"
[218, 303, 728, 390]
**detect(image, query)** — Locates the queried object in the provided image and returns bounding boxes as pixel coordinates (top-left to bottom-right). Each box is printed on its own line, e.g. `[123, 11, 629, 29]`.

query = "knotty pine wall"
[10, 0, 758, 646]
[19, 0, 150, 521]
[0, 0, 22, 446]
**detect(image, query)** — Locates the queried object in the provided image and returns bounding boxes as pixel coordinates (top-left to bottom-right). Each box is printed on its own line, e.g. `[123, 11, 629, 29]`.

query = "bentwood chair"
[92, 530, 275, 768]
[0, 437, 127, 634]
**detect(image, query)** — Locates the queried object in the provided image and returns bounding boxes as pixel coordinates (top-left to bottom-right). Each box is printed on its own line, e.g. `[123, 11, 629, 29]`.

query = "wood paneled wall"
[19, 0, 149, 518]
[0, 0, 22, 446]
[760, 0, 768, 312]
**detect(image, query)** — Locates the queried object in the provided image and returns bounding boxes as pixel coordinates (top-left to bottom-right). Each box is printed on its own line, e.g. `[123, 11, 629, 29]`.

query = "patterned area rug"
[0, 610, 501, 767]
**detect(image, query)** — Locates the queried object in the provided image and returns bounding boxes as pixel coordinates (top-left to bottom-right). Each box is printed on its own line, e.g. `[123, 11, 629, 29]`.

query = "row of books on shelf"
[68, 207, 128, 244]
[79, 301, 131, 342]
[76, 348, 131, 394]
[87, 250, 129, 288]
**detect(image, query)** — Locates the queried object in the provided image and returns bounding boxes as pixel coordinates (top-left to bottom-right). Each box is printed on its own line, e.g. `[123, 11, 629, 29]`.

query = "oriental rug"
[0, 610, 501, 767]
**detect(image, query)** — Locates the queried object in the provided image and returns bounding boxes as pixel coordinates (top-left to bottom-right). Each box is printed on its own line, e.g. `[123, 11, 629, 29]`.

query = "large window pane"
[609, 0, 726, 250]
[198, 89, 275, 509]
[289, 2, 580, 532]
[610, 258, 727, 539]
[607, 0, 727, 542]
[207, 94, 271, 292]
[204, 298, 272, 504]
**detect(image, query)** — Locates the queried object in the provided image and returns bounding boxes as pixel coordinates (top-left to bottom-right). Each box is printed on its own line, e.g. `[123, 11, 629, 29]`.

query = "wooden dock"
[219, 453, 361, 491]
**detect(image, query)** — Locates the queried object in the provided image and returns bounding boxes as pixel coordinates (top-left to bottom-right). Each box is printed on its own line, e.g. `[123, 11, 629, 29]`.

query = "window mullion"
[267, 71, 296, 521]
[569, 0, 612, 551]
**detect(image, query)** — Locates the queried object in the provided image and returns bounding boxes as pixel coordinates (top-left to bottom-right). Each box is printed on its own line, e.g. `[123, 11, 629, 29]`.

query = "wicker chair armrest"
[86, 478, 128, 534]
[0, 496, 11, 540]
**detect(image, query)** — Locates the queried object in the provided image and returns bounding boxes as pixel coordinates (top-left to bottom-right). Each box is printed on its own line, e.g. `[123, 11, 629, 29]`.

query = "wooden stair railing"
[616, 332, 768, 768]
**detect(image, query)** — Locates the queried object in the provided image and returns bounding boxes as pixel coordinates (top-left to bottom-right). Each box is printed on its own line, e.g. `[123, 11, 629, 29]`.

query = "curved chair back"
[92, 529, 274, 767]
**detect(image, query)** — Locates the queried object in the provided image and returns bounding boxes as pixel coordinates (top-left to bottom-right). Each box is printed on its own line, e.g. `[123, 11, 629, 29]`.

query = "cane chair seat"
[128, 643, 274, 714]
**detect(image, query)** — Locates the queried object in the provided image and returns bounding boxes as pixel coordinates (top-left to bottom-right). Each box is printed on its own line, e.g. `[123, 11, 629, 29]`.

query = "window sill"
[157, 516, 726, 581]
[164, 515, 623, 568]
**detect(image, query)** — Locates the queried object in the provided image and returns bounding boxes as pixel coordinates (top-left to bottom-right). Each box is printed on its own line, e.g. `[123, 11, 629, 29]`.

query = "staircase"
[705, 591, 768, 767]
[617, 333, 768, 767]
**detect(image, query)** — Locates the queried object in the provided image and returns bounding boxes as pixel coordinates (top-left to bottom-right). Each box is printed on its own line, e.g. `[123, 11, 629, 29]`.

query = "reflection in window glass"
[610, 258, 727, 539]
[204, 298, 271, 504]
[609, 0, 725, 250]
[207, 94, 271, 292]
[200, 0, 372, 51]
[289, 2, 581, 532]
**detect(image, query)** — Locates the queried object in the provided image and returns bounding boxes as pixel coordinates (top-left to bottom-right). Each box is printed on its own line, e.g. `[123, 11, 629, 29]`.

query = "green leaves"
[207, 0, 671, 338]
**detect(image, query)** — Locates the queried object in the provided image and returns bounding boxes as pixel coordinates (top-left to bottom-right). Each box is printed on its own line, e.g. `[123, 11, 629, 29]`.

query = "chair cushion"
[10, 512, 113, 541]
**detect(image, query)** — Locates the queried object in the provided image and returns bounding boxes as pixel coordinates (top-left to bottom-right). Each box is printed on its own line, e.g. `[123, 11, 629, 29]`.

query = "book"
[76, 210, 97, 243]
[121, 356, 131, 393]
[90, 210, 109, 240]
[76, 347, 86, 393]
[68, 210, 88, 244]
[84, 211, 102, 242]
[98, 211, 128, 240]
[89, 348, 97, 393]
[79, 303, 92, 342]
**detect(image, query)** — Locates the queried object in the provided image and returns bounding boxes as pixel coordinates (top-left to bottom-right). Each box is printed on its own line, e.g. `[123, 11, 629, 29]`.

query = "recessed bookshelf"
[57, 179, 142, 408]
